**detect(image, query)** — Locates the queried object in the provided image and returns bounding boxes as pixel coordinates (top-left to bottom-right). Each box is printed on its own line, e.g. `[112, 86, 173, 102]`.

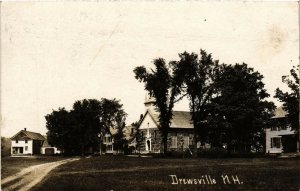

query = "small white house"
[103, 133, 115, 154]
[40, 140, 61, 155]
[102, 126, 136, 154]
[10, 128, 45, 155]
[266, 107, 297, 154]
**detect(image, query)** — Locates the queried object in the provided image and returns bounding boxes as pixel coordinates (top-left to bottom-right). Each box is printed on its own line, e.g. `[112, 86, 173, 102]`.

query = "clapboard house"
[265, 107, 297, 154]
[102, 125, 136, 154]
[10, 128, 45, 155]
[137, 94, 195, 153]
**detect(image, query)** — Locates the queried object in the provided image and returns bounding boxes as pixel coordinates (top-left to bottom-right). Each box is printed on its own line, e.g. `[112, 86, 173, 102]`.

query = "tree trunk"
[162, 130, 168, 155]
[297, 128, 300, 153]
[227, 142, 231, 156]
[81, 145, 85, 157]
[163, 138, 168, 155]
[99, 139, 102, 156]
[191, 97, 198, 158]
[193, 133, 197, 158]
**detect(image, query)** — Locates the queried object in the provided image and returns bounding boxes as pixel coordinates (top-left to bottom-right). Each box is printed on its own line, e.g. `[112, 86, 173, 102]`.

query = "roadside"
[1, 156, 66, 179]
[1, 158, 80, 191]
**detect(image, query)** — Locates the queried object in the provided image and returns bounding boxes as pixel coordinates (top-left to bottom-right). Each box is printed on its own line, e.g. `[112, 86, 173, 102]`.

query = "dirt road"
[1, 158, 79, 191]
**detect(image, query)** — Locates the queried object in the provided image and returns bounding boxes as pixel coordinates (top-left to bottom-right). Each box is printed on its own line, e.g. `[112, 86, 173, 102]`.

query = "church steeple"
[144, 93, 157, 113]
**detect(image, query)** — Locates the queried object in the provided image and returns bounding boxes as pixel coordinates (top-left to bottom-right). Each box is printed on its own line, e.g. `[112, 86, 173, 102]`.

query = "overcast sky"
[1, 1, 299, 137]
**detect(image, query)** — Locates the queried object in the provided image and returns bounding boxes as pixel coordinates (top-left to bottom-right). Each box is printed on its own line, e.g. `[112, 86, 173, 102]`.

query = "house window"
[280, 125, 287, 130]
[16, 140, 18, 143]
[25, 146, 28, 151]
[183, 136, 189, 148]
[171, 136, 177, 148]
[104, 136, 112, 143]
[25, 140, 28, 143]
[271, 137, 281, 148]
[279, 121, 287, 130]
[107, 145, 112, 151]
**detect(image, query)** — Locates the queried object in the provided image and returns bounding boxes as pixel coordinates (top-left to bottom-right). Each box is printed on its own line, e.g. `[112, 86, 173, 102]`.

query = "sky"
[1, 1, 299, 137]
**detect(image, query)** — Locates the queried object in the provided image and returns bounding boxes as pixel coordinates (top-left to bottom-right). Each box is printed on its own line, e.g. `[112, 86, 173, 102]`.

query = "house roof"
[271, 106, 288, 119]
[11, 130, 46, 141]
[141, 110, 193, 129]
[42, 139, 51, 147]
[108, 127, 118, 135]
[108, 126, 135, 140]
[123, 126, 133, 138]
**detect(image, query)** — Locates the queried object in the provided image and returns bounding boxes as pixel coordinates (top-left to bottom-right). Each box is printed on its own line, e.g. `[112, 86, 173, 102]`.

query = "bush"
[1, 137, 11, 157]
[197, 147, 266, 158]
[197, 147, 227, 158]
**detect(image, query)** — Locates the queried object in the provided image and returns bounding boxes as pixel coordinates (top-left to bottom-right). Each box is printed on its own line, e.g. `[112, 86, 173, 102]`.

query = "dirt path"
[1, 158, 80, 191]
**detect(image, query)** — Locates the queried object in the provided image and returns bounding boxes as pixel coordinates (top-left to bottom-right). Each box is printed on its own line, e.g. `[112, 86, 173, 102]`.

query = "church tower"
[144, 93, 157, 114]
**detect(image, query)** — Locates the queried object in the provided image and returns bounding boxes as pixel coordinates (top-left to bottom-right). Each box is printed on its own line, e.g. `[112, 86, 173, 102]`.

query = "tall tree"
[99, 98, 126, 133]
[112, 110, 127, 153]
[45, 108, 76, 155]
[134, 58, 184, 154]
[132, 114, 144, 154]
[112, 122, 127, 153]
[274, 65, 299, 151]
[72, 99, 102, 156]
[173, 50, 219, 156]
[99, 98, 127, 154]
[212, 63, 275, 155]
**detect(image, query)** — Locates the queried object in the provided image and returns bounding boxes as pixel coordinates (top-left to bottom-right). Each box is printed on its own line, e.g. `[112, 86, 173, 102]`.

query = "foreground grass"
[1, 156, 66, 179]
[32, 156, 299, 191]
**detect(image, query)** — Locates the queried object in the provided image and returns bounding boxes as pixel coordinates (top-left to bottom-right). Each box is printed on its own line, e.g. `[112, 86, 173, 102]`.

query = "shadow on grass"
[30, 156, 300, 191]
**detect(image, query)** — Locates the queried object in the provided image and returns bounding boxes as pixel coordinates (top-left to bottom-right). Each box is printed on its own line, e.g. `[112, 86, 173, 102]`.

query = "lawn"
[1, 156, 66, 179]
[31, 156, 300, 191]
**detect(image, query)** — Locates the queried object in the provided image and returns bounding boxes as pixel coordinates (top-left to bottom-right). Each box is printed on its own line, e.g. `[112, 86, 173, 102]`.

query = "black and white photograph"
[1, 1, 299, 191]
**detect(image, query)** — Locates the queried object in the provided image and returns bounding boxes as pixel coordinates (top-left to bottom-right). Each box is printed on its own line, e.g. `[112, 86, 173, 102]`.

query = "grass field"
[1, 156, 66, 179]
[31, 156, 300, 191]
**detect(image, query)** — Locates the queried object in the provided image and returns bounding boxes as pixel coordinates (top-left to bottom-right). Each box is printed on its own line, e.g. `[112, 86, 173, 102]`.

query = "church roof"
[11, 130, 46, 141]
[146, 110, 193, 129]
[171, 111, 193, 128]
[42, 139, 51, 147]
[144, 93, 156, 104]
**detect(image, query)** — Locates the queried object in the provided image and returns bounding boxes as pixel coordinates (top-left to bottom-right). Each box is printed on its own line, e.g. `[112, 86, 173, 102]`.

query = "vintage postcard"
[1, 1, 299, 191]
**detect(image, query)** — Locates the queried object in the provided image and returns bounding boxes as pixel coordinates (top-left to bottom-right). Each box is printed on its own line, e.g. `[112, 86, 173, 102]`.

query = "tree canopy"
[133, 58, 185, 154]
[134, 50, 276, 155]
[274, 65, 299, 152]
[210, 63, 275, 154]
[45, 98, 127, 156]
[275, 65, 299, 131]
[172, 50, 219, 155]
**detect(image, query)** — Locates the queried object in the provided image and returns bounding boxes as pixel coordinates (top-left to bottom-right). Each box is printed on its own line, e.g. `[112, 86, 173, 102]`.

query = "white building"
[266, 107, 297, 154]
[102, 126, 135, 154]
[103, 132, 115, 154]
[136, 94, 195, 154]
[40, 140, 61, 155]
[10, 128, 45, 155]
